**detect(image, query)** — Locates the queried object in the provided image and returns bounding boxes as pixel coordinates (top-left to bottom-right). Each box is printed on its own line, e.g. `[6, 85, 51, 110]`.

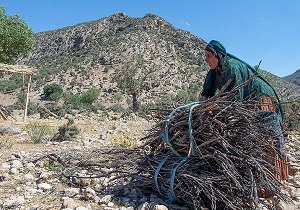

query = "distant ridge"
[283, 69, 300, 86]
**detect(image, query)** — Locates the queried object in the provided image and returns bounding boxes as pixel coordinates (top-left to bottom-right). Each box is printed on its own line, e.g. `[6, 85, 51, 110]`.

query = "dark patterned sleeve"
[201, 70, 216, 98]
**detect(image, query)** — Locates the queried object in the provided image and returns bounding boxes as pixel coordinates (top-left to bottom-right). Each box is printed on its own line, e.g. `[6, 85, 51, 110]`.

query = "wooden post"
[22, 74, 25, 88]
[23, 74, 32, 122]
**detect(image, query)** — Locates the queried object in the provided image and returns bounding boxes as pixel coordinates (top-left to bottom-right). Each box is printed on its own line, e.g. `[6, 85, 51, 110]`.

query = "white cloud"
[182, 20, 191, 27]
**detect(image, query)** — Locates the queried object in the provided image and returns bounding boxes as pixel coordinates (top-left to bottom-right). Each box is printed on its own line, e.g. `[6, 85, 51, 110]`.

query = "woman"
[201, 40, 288, 182]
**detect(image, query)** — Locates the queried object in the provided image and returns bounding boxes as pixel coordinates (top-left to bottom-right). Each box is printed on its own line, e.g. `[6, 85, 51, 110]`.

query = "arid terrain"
[0, 111, 158, 210]
[1, 109, 300, 210]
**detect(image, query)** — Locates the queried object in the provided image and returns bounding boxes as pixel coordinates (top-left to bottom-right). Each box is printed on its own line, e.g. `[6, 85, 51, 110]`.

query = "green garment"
[201, 40, 284, 119]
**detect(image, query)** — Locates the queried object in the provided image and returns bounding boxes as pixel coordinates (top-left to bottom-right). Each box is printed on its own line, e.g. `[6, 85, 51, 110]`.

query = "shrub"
[64, 92, 81, 107]
[80, 87, 99, 104]
[109, 104, 125, 113]
[175, 89, 190, 104]
[113, 92, 123, 102]
[25, 121, 53, 143]
[16, 92, 27, 105]
[51, 118, 79, 142]
[43, 83, 63, 101]
[113, 132, 137, 148]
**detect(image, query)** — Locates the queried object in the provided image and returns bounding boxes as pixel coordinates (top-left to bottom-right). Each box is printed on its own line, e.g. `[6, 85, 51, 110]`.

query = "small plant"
[80, 87, 100, 105]
[42, 159, 64, 171]
[113, 132, 138, 148]
[109, 103, 125, 113]
[25, 121, 53, 143]
[51, 118, 79, 142]
[0, 134, 12, 149]
[112, 92, 123, 102]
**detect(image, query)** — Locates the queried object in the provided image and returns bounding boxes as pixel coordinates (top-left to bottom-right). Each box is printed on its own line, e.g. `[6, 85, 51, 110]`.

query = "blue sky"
[1, 0, 299, 77]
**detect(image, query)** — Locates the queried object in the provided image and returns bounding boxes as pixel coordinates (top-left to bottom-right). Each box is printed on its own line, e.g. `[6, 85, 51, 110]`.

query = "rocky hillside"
[284, 69, 300, 86]
[14, 12, 299, 107]
[18, 13, 208, 107]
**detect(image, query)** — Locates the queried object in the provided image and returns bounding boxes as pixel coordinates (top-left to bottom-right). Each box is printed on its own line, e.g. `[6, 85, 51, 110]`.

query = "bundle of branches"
[126, 80, 289, 209]
[35, 80, 289, 209]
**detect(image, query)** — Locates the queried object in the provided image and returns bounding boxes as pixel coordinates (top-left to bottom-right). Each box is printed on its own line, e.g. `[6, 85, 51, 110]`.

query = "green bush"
[109, 103, 125, 113]
[175, 89, 190, 104]
[16, 92, 27, 105]
[64, 92, 81, 107]
[43, 83, 63, 101]
[113, 92, 123, 102]
[0, 75, 23, 92]
[80, 87, 99, 104]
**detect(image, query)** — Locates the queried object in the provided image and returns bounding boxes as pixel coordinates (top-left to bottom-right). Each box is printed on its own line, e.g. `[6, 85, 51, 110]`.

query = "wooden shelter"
[0, 63, 38, 122]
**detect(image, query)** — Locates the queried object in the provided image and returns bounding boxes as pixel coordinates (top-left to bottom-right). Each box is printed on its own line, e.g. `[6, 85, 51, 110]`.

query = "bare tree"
[113, 54, 156, 112]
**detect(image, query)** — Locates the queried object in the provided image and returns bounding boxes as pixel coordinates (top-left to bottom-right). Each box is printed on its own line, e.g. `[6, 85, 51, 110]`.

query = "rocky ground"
[1, 111, 300, 210]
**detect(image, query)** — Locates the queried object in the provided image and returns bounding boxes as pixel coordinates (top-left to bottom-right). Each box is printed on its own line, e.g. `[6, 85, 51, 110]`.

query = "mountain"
[16, 12, 300, 107]
[283, 69, 300, 86]
[18, 12, 208, 106]
[259, 70, 300, 102]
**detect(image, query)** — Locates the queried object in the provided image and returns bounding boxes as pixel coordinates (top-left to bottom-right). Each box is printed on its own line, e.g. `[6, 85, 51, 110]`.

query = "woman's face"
[205, 50, 219, 69]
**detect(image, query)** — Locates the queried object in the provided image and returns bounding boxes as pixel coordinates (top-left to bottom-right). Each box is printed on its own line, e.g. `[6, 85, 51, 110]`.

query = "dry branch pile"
[132, 99, 287, 209]
[35, 82, 289, 209]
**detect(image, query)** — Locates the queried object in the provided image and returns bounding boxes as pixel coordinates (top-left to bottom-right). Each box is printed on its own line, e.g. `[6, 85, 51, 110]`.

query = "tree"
[0, 5, 35, 64]
[113, 54, 155, 112]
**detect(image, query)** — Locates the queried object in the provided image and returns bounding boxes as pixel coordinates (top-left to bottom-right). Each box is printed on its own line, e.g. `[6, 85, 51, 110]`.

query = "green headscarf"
[207, 40, 227, 55]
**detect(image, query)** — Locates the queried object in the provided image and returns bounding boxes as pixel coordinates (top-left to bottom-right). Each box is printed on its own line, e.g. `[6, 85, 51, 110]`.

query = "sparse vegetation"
[51, 118, 79, 142]
[112, 54, 156, 112]
[0, 134, 12, 149]
[25, 121, 53, 143]
[283, 101, 300, 131]
[113, 131, 137, 148]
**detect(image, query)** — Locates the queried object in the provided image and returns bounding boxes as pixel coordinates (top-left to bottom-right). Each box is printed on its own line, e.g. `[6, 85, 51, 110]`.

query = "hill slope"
[18, 13, 207, 106]
[14, 12, 300, 107]
[283, 69, 300, 86]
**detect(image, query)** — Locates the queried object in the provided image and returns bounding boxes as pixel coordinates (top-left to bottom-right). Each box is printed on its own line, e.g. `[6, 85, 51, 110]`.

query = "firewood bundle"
[130, 98, 288, 209]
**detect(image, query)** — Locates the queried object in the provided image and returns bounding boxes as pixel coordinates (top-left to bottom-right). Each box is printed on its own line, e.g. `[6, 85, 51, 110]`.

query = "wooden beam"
[23, 74, 32, 122]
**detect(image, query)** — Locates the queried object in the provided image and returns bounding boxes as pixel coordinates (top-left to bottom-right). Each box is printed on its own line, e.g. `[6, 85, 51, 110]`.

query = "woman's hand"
[200, 95, 207, 101]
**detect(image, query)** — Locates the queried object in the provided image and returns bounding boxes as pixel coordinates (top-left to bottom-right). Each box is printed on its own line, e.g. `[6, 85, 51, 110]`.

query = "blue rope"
[155, 101, 202, 203]
[167, 156, 188, 203]
[154, 155, 170, 195]
[161, 101, 201, 157]
[188, 103, 201, 156]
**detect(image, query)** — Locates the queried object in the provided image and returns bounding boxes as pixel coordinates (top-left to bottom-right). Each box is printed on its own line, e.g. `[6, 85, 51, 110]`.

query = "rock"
[22, 173, 35, 183]
[75, 207, 90, 210]
[99, 195, 112, 204]
[1, 162, 10, 169]
[64, 187, 80, 197]
[10, 167, 19, 174]
[61, 197, 80, 209]
[2, 196, 25, 209]
[37, 183, 52, 191]
[0, 125, 21, 134]
[11, 160, 23, 169]
[82, 187, 96, 200]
